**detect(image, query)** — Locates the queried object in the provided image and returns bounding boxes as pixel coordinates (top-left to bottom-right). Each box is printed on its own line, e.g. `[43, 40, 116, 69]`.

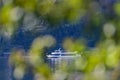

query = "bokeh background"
[0, 0, 120, 80]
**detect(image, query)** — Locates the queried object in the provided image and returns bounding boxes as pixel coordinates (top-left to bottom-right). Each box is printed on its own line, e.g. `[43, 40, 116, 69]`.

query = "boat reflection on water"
[46, 49, 81, 71]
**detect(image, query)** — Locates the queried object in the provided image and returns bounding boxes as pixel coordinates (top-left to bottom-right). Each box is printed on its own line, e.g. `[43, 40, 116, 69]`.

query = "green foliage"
[1, 0, 120, 80]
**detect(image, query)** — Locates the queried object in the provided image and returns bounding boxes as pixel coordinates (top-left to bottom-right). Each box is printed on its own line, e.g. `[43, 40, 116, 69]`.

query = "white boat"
[46, 48, 81, 58]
